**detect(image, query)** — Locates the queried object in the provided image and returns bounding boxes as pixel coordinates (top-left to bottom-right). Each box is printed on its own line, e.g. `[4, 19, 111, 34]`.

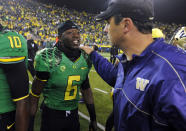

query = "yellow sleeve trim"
[74, 57, 80, 62]
[30, 90, 40, 98]
[0, 56, 25, 62]
[36, 77, 47, 82]
[13, 94, 29, 102]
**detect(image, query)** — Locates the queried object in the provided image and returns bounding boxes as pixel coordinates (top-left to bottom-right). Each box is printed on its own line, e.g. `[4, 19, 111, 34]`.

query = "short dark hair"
[58, 20, 78, 36]
[113, 15, 153, 34]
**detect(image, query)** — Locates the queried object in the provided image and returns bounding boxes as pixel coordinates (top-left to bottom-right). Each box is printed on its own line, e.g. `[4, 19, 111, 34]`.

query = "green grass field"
[29, 52, 113, 131]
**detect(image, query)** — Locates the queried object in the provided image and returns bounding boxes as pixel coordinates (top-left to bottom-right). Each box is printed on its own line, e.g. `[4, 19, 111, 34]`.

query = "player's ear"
[58, 34, 63, 42]
[120, 18, 132, 34]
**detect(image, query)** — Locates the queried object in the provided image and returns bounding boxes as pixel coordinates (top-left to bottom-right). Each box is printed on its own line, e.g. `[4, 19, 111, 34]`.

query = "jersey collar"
[117, 38, 165, 62]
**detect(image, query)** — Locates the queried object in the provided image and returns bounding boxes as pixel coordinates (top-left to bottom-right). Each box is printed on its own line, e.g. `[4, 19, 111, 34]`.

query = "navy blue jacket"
[90, 39, 186, 131]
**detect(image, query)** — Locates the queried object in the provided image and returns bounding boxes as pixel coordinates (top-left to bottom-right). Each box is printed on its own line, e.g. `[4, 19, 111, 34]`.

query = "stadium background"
[0, 0, 185, 130]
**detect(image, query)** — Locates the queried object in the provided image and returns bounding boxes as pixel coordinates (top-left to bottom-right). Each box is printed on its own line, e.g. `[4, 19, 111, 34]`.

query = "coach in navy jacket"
[80, 0, 186, 131]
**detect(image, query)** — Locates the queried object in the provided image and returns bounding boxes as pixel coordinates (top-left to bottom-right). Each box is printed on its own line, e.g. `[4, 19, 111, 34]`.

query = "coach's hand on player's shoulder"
[89, 120, 97, 131]
[79, 46, 94, 55]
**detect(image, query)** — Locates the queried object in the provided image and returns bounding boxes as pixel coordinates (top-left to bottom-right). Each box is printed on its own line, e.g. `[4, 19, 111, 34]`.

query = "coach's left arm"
[81, 76, 97, 131]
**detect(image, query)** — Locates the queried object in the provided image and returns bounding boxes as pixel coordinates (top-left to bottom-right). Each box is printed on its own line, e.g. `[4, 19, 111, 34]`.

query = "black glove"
[89, 120, 97, 131]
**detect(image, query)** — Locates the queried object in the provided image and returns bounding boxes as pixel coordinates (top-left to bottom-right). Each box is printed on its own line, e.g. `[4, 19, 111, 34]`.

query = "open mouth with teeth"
[73, 40, 80, 46]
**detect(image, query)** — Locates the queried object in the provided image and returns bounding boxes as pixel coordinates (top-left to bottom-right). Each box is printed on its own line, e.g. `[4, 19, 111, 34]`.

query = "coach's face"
[61, 28, 80, 50]
[104, 16, 124, 48]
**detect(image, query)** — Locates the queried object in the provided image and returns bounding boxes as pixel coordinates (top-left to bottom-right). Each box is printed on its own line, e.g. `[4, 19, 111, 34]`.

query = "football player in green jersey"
[0, 24, 29, 131]
[29, 20, 97, 131]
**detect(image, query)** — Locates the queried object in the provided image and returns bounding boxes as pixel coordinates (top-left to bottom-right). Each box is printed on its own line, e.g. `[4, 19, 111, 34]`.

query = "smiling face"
[60, 28, 80, 50]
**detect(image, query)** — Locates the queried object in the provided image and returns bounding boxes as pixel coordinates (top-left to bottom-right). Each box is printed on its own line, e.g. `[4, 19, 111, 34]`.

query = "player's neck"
[56, 42, 81, 61]
[120, 33, 153, 61]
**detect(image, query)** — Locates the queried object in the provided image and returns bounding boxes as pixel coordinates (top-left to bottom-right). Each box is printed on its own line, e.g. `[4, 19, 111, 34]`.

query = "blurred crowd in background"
[0, 0, 185, 49]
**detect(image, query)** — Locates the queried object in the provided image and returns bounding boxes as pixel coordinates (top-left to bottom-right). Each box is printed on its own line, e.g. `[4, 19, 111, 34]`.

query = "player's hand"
[79, 46, 94, 55]
[89, 120, 97, 131]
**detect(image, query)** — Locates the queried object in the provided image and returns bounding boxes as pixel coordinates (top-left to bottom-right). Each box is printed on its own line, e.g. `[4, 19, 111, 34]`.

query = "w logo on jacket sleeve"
[136, 77, 150, 91]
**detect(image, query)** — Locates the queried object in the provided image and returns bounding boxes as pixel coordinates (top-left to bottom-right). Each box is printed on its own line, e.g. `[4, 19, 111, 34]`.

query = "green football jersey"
[0, 30, 28, 114]
[35, 47, 92, 110]
[0, 30, 28, 64]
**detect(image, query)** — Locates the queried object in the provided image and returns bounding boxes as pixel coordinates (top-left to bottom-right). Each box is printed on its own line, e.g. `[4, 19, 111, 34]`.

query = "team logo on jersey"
[7, 122, 15, 130]
[81, 67, 87, 70]
[60, 66, 66, 72]
[136, 77, 150, 91]
[66, 111, 71, 117]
